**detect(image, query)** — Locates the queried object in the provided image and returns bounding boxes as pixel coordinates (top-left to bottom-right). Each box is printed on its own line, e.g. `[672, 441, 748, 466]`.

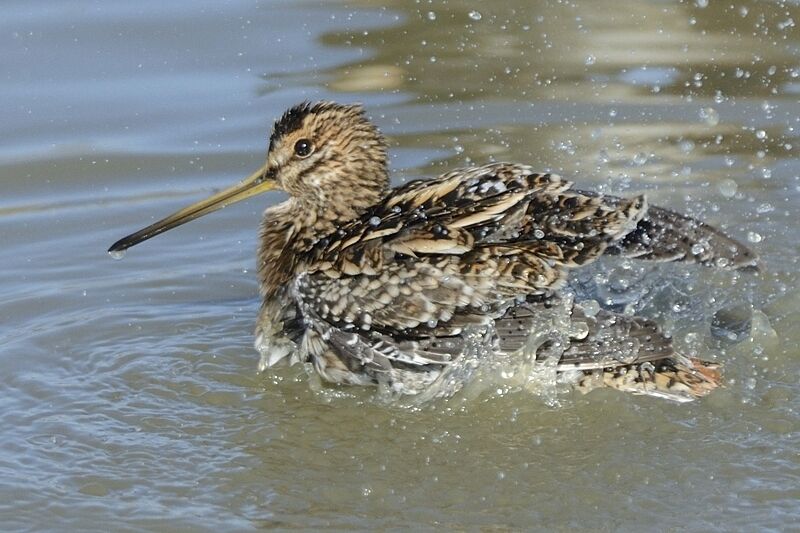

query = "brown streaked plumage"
[109, 101, 759, 402]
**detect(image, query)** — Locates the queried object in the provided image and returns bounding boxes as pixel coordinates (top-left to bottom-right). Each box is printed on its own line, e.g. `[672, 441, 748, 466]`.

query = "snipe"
[110, 102, 758, 402]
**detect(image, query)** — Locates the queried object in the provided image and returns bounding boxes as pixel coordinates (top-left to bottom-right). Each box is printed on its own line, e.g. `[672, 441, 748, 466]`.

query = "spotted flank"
[109, 101, 758, 404]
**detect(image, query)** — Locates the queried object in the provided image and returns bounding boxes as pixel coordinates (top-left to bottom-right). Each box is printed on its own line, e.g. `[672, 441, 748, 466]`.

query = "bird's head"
[108, 101, 388, 254]
[265, 101, 388, 206]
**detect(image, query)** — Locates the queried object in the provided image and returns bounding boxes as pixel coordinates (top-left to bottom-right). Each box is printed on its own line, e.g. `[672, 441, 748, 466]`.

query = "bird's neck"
[256, 191, 385, 298]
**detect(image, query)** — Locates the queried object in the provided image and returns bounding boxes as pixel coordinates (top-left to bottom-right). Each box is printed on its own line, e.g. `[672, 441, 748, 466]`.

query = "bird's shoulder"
[383, 162, 570, 211]
[303, 162, 571, 273]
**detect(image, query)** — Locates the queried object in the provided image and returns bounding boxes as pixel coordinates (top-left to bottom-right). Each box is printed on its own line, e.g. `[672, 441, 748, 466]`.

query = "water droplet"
[699, 107, 719, 126]
[711, 305, 752, 343]
[718, 178, 737, 198]
[426, 11, 436, 20]
[109, 249, 126, 260]
[369, 216, 381, 226]
[755, 129, 767, 140]
[468, 10, 482, 21]
[691, 243, 705, 256]
[570, 321, 590, 340]
[584, 54, 596, 66]
[747, 231, 763, 243]
[580, 299, 600, 317]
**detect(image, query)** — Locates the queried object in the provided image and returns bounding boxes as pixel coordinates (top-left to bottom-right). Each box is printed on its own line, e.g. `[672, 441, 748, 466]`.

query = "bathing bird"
[110, 102, 758, 402]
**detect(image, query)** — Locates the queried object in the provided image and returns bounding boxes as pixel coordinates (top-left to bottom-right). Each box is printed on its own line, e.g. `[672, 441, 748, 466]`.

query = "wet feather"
[243, 102, 759, 402]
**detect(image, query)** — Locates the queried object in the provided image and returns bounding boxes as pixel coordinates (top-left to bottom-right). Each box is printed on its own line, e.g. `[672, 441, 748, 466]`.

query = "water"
[2, 0, 799, 530]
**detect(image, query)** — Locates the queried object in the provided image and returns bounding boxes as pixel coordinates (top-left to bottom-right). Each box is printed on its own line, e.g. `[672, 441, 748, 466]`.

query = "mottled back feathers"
[274, 161, 754, 400]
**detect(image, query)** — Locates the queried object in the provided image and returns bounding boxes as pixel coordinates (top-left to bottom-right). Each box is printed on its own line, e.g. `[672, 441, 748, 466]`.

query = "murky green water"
[2, 0, 798, 530]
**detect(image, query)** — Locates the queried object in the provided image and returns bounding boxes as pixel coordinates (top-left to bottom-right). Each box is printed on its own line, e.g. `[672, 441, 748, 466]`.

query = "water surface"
[1, 0, 798, 530]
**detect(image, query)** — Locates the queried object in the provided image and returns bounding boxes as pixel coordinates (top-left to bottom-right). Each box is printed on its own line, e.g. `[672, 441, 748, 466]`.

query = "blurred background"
[1, 1, 798, 530]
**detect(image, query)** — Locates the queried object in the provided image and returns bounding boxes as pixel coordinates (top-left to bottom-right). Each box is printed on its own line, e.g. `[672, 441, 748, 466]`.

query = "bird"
[109, 101, 758, 403]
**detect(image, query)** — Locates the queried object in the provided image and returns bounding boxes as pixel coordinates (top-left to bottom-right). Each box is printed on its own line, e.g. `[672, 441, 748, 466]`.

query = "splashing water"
[449, 295, 577, 407]
[400, 325, 495, 405]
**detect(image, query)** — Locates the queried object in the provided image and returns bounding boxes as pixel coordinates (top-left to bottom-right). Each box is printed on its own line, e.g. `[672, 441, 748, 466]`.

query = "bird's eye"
[293, 139, 313, 158]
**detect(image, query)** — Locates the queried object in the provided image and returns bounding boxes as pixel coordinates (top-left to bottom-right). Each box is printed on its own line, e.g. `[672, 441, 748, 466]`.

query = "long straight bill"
[108, 163, 273, 253]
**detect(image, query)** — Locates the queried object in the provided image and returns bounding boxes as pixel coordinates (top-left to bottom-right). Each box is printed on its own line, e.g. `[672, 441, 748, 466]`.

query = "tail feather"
[605, 202, 759, 270]
[575, 356, 722, 403]
[496, 303, 675, 369]
[495, 299, 724, 402]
